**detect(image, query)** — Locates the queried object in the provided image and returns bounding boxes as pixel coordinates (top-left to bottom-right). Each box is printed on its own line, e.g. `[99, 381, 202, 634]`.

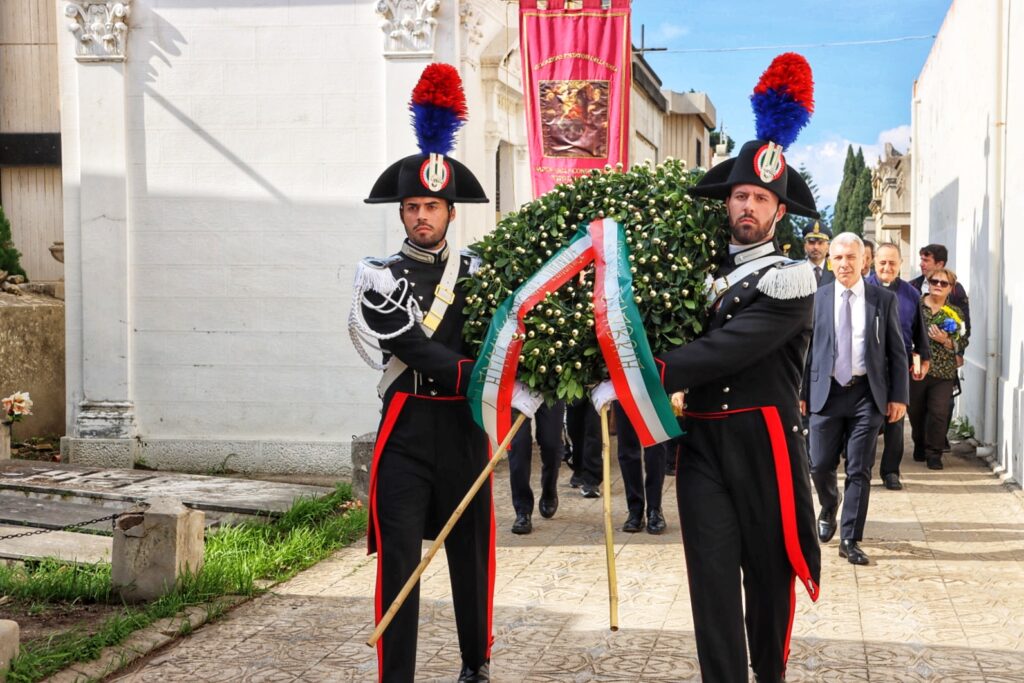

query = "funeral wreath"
[461, 159, 728, 403]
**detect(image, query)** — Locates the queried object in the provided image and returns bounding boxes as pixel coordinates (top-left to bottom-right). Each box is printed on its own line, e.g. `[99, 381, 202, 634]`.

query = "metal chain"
[0, 512, 124, 542]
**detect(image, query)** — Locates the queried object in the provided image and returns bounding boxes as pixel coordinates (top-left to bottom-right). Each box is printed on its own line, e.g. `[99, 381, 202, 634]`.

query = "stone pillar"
[350, 432, 376, 505]
[0, 619, 18, 679]
[377, 0, 442, 254]
[59, 2, 136, 463]
[111, 497, 205, 603]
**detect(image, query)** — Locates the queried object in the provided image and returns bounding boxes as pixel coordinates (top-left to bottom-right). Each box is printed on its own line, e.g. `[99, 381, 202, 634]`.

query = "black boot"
[458, 660, 490, 682]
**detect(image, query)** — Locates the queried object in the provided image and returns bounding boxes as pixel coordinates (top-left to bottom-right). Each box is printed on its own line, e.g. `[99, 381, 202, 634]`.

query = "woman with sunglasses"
[908, 267, 966, 470]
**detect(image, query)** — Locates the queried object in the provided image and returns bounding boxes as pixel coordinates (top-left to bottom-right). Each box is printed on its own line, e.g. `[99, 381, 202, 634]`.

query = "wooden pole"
[367, 412, 528, 647]
[600, 404, 619, 631]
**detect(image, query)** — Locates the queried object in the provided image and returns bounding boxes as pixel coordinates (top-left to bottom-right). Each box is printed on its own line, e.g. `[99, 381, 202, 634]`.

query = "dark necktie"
[814, 265, 822, 284]
[834, 289, 853, 385]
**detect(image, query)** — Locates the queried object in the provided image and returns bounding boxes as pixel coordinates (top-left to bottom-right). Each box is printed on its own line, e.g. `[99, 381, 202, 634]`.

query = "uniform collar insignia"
[401, 239, 450, 265]
[732, 240, 779, 266]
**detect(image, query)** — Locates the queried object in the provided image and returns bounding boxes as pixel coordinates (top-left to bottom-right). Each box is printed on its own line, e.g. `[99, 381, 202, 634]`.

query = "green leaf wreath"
[461, 159, 729, 403]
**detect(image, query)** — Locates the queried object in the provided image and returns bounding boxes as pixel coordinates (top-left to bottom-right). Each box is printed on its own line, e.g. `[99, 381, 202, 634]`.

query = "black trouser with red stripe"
[372, 396, 494, 683]
[676, 411, 796, 683]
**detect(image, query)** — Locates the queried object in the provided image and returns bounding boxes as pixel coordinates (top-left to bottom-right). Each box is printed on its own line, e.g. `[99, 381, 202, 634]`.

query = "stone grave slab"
[0, 524, 111, 564]
[0, 461, 336, 518]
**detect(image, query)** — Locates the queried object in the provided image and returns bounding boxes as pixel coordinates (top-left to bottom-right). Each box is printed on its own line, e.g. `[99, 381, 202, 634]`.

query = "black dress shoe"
[817, 507, 837, 543]
[580, 483, 601, 498]
[912, 449, 926, 462]
[569, 472, 584, 488]
[458, 660, 490, 682]
[538, 495, 558, 519]
[883, 473, 903, 490]
[646, 508, 667, 535]
[511, 512, 532, 534]
[622, 510, 644, 532]
[839, 539, 870, 565]
[927, 457, 943, 470]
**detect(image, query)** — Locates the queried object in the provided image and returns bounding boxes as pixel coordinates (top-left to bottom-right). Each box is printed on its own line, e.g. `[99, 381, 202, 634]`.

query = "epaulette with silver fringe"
[756, 260, 817, 300]
[353, 254, 402, 296]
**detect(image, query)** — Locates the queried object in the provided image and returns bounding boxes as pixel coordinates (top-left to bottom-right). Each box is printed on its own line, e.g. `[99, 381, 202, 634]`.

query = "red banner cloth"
[519, 0, 632, 198]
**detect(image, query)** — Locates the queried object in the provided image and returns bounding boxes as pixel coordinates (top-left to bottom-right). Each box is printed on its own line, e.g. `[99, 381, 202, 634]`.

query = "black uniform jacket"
[362, 241, 476, 401]
[657, 241, 822, 596]
[360, 240, 481, 553]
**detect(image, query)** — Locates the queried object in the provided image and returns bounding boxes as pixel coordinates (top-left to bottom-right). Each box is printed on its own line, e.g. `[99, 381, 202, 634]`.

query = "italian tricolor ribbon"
[468, 218, 682, 449]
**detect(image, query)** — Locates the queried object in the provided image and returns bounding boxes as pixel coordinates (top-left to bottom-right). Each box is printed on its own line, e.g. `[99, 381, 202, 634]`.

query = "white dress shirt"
[834, 277, 867, 378]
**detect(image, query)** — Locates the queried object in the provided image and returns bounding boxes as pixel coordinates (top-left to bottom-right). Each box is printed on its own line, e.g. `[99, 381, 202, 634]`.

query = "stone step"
[0, 524, 111, 564]
[0, 461, 336, 520]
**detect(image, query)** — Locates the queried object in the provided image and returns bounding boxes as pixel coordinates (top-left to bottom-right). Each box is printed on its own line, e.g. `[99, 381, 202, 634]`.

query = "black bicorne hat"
[691, 139, 819, 218]
[364, 153, 488, 204]
[692, 53, 819, 219]
[364, 63, 489, 205]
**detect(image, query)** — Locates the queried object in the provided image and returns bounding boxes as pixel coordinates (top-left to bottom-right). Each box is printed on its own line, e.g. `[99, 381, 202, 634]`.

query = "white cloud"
[649, 22, 689, 43]
[784, 125, 911, 216]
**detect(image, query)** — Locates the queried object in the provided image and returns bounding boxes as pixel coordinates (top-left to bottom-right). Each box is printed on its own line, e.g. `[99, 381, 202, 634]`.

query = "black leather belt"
[832, 375, 866, 388]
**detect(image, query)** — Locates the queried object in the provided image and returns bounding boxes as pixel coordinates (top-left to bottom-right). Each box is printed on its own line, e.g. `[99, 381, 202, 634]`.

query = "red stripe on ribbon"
[493, 246, 595, 443]
[680, 406, 819, 600]
[591, 220, 657, 444]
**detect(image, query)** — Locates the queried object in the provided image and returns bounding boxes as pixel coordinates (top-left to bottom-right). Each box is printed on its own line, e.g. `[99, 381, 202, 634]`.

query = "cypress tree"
[0, 205, 27, 278]
[848, 166, 874, 237]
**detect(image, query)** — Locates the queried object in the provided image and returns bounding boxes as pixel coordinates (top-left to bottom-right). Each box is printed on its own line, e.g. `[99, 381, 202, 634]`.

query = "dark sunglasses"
[928, 278, 951, 288]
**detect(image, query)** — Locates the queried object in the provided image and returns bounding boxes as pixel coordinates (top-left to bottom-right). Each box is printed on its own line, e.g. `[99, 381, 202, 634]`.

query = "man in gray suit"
[800, 232, 908, 565]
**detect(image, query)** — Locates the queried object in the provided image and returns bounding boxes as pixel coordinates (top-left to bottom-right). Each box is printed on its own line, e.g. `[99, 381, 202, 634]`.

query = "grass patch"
[1, 483, 367, 682]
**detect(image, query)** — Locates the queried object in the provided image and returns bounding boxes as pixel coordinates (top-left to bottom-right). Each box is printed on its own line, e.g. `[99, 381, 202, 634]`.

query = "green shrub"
[0, 204, 27, 278]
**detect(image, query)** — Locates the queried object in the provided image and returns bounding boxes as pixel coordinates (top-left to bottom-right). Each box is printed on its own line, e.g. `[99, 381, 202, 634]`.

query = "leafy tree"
[709, 130, 735, 154]
[776, 165, 829, 259]
[0, 204, 26, 278]
[848, 165, 874, 237]
[832, 144, 872, 236]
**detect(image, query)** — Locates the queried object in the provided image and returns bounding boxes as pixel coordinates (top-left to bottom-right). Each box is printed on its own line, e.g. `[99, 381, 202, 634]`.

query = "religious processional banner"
[519, 0, 632, 197]
[468, 218, 682, 451]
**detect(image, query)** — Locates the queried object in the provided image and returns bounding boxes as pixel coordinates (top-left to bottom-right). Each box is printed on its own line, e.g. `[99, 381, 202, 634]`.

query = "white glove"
[511, 381, 544, 419]
[590, 380, 617, 413]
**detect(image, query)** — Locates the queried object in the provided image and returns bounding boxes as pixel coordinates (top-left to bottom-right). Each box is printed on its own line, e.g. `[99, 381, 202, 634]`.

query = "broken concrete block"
[0, 619, 18, 678]
[350, 432, 376, 505]
[111, 497, 204, 603]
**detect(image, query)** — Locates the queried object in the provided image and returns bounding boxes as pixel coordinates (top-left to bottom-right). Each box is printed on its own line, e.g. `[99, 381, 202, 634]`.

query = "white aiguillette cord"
[377, 231, 462, 398]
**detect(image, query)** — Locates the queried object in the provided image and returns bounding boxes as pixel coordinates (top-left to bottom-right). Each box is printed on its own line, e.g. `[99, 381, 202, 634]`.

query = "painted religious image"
[539, 79, 610, 158]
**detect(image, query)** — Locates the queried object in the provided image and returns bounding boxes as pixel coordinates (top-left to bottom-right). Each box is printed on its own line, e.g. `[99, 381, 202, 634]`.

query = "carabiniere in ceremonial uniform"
[349, 64, 494, 683]
[654, 52, 823, 683]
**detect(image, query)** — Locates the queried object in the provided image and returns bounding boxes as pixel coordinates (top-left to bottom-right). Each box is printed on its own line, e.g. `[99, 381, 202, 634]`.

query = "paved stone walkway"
[108, 445, 1024, 682]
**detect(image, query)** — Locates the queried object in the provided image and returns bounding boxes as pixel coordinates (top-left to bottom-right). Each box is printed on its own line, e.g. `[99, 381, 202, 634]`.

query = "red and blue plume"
[751, 52, 815, 149]
[410, 63, 468, 156]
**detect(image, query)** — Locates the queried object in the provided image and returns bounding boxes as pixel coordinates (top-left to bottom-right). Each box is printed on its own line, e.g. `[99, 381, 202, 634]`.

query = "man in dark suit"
[802, 232, 909, 566]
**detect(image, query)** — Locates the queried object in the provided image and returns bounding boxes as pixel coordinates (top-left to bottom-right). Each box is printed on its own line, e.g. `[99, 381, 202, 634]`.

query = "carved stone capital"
[65, 1, 131, 62]
[376, 0, 441, 56]
[459, 2, 485, 49]
[76, 400, 135, 439]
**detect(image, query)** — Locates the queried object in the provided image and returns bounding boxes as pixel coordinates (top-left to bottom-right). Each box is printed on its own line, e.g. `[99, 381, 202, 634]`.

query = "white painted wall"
[912, 0, 1021, 483]
[58, 0, 529, 474]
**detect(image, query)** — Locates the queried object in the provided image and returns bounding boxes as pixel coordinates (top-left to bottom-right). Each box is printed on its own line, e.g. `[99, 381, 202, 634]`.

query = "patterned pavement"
[107, 440, 1024, 682]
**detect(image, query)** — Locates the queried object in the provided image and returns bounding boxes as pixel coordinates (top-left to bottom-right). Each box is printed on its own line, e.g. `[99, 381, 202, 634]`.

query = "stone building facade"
[911, 0, 1022, 485]
[53, 0, 715, 474]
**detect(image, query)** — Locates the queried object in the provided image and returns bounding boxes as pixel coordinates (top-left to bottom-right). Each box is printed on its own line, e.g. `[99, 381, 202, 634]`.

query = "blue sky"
[630, 0, 951, 214]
